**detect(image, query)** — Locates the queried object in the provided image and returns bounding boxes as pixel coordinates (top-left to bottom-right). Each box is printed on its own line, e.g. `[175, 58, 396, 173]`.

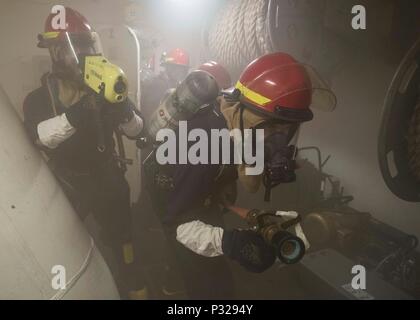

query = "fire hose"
[227, 206, 309, 264]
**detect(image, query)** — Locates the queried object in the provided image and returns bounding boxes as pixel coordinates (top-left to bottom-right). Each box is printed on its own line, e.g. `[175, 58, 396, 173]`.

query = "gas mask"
[220, 97, 299, 200]
[260, 122, 299, 201]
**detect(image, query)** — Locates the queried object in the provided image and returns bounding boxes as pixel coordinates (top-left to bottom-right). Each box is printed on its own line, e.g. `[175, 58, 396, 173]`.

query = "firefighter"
[151, 60, 232, 297]
[144, 53, 335, 299]
[137, 48, 190, 296]
[23, 7, 147, 299]
[140, 48, 190, 122]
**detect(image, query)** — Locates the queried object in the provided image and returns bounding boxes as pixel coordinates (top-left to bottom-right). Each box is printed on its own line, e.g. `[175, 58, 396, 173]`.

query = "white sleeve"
[176, 220, 224, 257]
[120, 113, 143, 138]
[37, 113, 76, 149]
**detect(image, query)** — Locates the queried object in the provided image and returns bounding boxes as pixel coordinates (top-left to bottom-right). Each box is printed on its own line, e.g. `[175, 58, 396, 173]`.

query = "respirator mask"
[261, 121, 300, 201]
[236, 103, 300, 201]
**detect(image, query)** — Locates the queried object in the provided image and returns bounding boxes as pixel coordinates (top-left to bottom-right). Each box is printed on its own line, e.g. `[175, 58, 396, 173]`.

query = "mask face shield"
[255, 120, 300, 201]
[48, 31, 103, 80]
[219, 95, 302, 196]
[301, 64, 337, 112]
[165, 63, 189, 85]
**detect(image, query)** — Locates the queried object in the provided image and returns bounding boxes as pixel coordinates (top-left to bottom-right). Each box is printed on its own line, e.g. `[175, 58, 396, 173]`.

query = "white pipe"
[126, 25, 142, 195]
[126, 25, 142, 111]
[0, 85, 119, 299]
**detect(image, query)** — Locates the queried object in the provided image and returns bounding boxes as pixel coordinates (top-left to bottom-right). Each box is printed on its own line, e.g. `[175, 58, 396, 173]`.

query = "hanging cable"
[49, 237, 95, 300]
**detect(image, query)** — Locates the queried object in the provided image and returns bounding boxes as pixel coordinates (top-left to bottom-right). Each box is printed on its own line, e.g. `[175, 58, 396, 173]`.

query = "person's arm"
[23, 91, 88, 149]
[111, 98, 144, 139]
[36, 114, 76, 149]
[176, 220, 276, 273]
[167, 163, 276, 273]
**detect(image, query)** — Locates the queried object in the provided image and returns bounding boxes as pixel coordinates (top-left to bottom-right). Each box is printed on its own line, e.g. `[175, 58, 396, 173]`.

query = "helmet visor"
[49, 31, 103, 79]
[302, 64, 337, 112]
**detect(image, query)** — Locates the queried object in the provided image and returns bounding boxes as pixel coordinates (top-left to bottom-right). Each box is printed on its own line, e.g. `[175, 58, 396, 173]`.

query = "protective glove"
[222, 229, 276, 273]
[64, 95, 92, 129]
[106, 98, 135, 124]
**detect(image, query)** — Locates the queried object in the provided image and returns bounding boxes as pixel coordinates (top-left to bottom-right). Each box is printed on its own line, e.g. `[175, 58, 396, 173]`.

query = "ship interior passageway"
[0, 0, 420, 300]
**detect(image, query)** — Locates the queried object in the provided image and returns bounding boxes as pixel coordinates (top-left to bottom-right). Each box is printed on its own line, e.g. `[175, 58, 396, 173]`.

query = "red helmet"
[37, 7, 102, 79]
[161, 48, 190, 67]
[38, 7, 95, 48]
[197, 61, 231, 90]
[235, 52, 313, 122]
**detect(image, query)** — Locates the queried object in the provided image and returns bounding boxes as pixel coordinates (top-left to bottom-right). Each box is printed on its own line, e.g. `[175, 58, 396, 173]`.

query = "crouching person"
[144, 53, 332, 299]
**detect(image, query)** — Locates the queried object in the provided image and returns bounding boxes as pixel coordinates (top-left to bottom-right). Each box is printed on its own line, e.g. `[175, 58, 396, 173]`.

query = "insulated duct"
[204, 0, 325, 80]
[0, 86, 119, 299]
[204, 0, 273, 79]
